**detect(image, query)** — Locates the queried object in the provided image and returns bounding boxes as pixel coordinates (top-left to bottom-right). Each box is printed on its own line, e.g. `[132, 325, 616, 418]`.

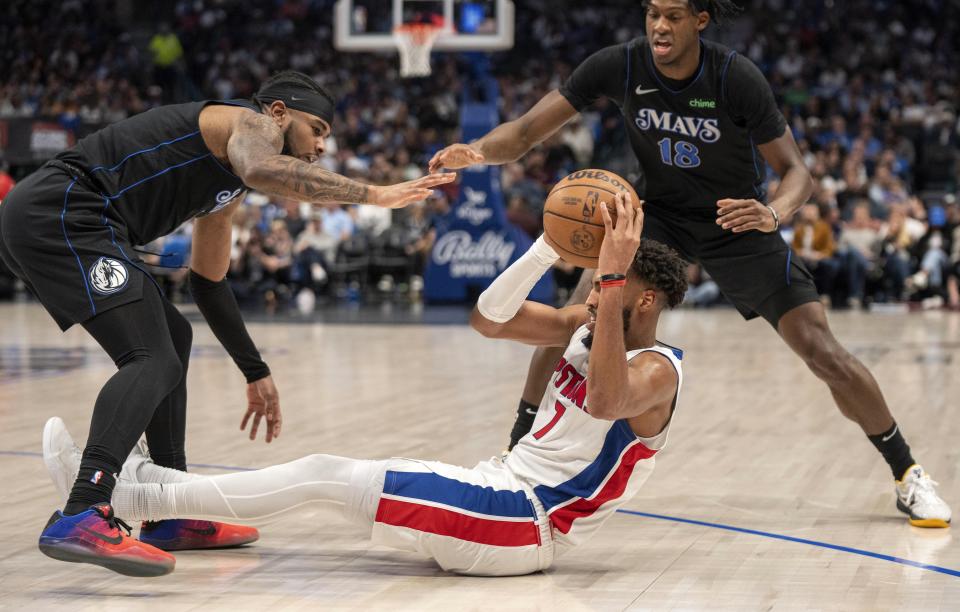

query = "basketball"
[542, 169, 641, 268]
[5, 0, 959, 606]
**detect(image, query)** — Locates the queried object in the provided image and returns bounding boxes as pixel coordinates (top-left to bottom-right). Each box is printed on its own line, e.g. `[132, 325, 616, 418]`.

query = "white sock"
[111, 481, 164, 521]
[111, 454, 387, 527]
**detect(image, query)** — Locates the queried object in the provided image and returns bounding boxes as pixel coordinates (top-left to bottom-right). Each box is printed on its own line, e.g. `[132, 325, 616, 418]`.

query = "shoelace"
[904, 473, 940, 504]
[110, 516, 134, 537]
[94, 506, 133, 536]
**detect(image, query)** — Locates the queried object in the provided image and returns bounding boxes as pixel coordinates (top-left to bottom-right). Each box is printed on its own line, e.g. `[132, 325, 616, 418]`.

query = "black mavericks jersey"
[560, 37, 787, 216]
[55, 100, 254, 244]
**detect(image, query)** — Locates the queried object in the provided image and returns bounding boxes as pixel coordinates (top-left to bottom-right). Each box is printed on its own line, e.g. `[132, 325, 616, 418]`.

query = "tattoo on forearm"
[265, 157, 370, 203]
[228, 112, 370, 204]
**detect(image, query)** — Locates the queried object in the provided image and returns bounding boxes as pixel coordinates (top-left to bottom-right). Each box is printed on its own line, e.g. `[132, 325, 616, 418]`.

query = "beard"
[281, 131, 294, 157]
[582, 308, 632, 349]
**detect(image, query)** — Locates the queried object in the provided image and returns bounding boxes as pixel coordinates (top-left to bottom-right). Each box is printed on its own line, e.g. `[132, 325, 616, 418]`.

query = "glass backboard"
[334, 0, 514, 52]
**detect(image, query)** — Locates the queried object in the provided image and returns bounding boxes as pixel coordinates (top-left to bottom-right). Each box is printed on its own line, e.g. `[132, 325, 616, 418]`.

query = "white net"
[393, 24, 442, 77]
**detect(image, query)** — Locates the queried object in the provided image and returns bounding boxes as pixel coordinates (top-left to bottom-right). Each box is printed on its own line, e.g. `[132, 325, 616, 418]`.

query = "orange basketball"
[542, 169, 641, 269]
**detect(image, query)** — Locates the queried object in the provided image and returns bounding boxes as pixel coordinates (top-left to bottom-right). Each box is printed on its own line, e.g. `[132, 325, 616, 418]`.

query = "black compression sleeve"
[189, 270, 270, 383]
[724, 53, 787, 144]
[559, 43, 629, 111]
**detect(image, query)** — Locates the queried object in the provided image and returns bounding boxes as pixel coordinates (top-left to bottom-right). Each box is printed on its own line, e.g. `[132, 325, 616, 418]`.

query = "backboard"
[334, 0, 515, 52]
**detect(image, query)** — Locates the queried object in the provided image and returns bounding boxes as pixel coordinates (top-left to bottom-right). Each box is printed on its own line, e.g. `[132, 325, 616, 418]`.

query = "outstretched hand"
[371, 172, 457, 209]
[428, 144, 485, 173]
[242, 375, 281, 443]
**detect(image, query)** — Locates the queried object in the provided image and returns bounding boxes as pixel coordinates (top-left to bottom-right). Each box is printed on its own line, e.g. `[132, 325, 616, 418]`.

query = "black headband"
[255, 82, 335, 125]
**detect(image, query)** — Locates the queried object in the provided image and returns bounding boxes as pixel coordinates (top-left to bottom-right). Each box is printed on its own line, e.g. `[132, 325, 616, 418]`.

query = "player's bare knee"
[802, 336, 853, 384]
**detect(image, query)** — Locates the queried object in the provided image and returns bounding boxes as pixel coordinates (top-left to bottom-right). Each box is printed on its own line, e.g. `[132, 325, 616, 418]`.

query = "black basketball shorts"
[0, 163, 154, 330]
[642, 204, 819, 328]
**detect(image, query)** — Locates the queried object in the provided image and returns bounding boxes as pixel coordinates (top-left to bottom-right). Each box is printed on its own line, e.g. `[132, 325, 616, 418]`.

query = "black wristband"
[508, 399, 540, 450]
[189, 270, 270, 383]
[599, 273, 626, 282]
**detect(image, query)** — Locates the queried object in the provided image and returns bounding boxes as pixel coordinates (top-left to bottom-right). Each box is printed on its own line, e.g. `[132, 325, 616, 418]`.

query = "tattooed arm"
[227, 111, 454, 209]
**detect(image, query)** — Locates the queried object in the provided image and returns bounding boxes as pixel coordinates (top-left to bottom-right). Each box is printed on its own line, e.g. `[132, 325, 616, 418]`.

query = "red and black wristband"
[599, 273, 626, 289]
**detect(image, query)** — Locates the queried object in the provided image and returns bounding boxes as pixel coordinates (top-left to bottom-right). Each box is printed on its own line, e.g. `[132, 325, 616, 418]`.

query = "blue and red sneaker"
[38, 503, 175, 577]
[139, 519, 259, 551]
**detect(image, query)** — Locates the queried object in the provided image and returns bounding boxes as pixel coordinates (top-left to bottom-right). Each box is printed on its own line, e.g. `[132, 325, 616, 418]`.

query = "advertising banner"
[424, 96, 553, 303]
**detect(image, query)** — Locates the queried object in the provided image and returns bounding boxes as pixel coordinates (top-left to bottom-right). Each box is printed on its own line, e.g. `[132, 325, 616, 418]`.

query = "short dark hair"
[629, 239, 688, 309]
[256, 70, 335, 107]
[642, 0, 742, 24]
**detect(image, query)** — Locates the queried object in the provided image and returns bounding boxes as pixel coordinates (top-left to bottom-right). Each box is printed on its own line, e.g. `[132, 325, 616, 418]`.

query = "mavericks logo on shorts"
[88, 257, 129, 295]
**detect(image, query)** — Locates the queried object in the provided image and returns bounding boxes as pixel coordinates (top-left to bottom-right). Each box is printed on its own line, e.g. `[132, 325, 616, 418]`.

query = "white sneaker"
[118, 438, 154, 485]
[41, 417, 82, 502]
[896, 464, 952, 528]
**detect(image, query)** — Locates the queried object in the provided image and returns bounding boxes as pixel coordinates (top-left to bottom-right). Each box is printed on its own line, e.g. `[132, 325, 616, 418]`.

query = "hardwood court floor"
[1, 302, 959, 611]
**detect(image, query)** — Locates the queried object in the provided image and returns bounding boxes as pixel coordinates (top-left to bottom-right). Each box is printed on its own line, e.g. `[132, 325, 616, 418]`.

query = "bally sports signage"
[424, 86, 553, 303]
[432, 230, 515, 279]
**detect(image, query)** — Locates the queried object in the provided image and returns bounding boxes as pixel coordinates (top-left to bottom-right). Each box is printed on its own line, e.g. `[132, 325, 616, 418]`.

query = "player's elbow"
[238, 162, 273, 191]
[470, 307, 506, 338]
[587, 394, 626, 421]
[589, 404, 622, 421]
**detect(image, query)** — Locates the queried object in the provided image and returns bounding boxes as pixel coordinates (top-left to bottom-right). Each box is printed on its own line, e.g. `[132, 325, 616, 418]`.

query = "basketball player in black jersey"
[0, 70, 455, 576]
[429, 0, 951, 527]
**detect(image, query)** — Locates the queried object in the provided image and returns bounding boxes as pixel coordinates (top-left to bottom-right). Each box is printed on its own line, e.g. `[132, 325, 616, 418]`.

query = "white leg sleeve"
[111, 454, 388, 527]
[476, 236, 558, 323]
[134, 462, 204, 484]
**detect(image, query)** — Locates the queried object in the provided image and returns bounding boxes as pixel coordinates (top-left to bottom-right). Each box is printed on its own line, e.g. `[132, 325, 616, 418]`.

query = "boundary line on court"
[616, 509, 959, 578]
[4, 449, 956, 578]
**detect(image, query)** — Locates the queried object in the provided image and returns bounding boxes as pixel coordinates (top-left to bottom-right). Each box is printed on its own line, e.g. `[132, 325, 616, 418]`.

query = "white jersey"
[506, 325, 683, 555]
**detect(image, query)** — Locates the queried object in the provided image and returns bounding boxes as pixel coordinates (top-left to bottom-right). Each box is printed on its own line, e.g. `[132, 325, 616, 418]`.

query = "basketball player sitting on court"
[43, 192, 689, 576]
[429, 0, 951, 528]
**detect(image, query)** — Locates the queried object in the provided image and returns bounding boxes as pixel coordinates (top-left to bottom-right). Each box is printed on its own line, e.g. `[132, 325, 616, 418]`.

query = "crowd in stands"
[1, 0, 958, 310]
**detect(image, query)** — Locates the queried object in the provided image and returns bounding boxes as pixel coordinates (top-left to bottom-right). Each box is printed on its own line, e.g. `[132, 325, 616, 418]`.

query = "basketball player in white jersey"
[42, 193, 689, 576]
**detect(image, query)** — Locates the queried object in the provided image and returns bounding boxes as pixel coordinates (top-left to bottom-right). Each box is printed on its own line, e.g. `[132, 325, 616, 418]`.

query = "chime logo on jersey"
[88, 257, 128, 295]
[634, 108, 721, 143]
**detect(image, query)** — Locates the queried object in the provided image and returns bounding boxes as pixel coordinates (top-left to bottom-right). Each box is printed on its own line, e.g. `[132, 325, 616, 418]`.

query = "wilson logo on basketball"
[564, 170, 633, 194]
[88, 257, 128, 295]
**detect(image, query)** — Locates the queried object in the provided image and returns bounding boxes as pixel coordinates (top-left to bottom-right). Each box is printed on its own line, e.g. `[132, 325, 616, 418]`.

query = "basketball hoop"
[393, 22, 443, 78]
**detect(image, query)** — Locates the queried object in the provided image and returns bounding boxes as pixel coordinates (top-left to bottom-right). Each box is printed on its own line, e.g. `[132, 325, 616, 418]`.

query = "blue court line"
[4, 449, 957, 578]
[618, 509, 960, 578]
